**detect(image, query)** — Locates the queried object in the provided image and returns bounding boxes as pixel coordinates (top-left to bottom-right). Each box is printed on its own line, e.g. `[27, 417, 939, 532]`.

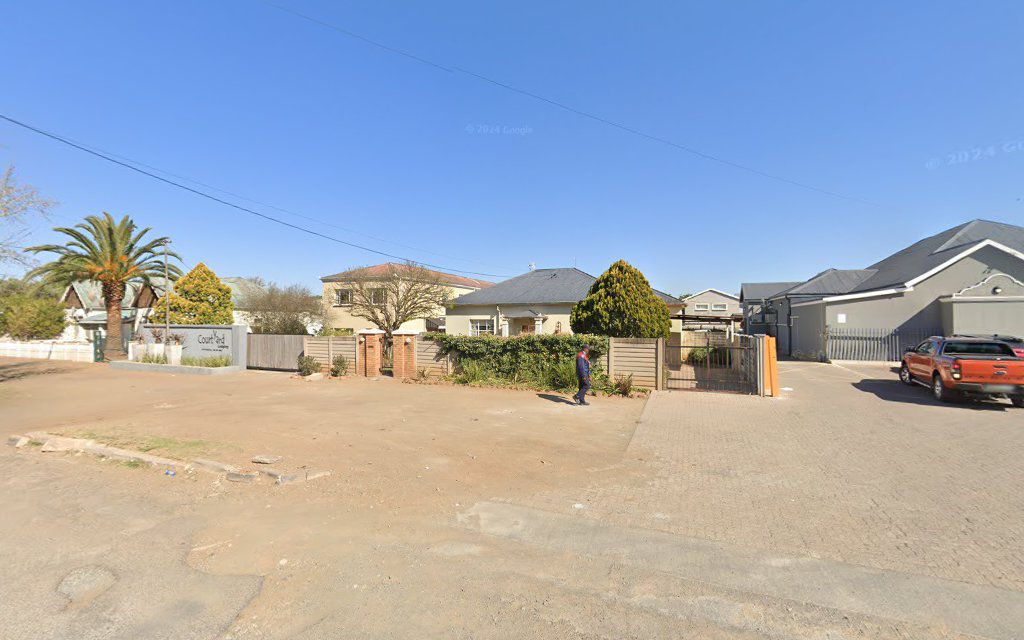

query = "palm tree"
[27, 213, 181, 360]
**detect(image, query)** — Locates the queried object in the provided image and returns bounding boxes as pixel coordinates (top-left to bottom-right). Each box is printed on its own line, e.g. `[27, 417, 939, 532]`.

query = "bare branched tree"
[1, 166, 57, 266]
[345, 263, 453, 342]
[240, 281, 325, 335]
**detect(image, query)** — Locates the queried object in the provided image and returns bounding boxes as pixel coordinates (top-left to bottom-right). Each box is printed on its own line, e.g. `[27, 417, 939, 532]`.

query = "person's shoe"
[580, 399, 589, 406]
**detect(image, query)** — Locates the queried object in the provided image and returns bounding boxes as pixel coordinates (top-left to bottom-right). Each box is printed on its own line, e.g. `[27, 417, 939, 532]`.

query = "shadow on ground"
[0, 362, 68, 383]
[852, 379, 1012, 411]
[536, 393, 577, 406]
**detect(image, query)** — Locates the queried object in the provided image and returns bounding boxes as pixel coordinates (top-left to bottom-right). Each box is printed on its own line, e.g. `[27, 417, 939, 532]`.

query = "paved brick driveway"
[526, 361, 1024, 592]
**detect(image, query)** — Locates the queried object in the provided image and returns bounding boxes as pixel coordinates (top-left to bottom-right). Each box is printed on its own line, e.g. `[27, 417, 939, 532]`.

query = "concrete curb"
[7, 432, 332, 486]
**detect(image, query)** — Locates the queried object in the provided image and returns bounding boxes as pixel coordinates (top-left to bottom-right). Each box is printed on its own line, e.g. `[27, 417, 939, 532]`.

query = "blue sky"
[2, 1, 1023, 296]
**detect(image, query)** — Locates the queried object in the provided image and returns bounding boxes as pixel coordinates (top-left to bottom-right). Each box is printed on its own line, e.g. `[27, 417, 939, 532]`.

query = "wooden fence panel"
[416, 336, 449, 376]
[303, 336, 358, 373]
[246, 334, 305, 370]
[608, 338, 660, 389]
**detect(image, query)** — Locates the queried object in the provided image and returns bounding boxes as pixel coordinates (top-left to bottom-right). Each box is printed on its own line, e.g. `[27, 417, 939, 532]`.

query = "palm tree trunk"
[102, 282, 126, 361]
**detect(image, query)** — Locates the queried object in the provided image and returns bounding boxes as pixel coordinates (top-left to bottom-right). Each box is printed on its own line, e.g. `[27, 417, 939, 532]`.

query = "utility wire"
[47, 131, 513, 271]
[262, 2, 879, 207]
[0, 114, 510, 279]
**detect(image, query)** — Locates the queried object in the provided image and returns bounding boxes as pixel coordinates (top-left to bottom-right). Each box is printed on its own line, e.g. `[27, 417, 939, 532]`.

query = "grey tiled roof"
[777, 269, 877, 297]
[739, 282, 802, 302]
[452, 268, 682, 306]
[848, 219, 1024, 293]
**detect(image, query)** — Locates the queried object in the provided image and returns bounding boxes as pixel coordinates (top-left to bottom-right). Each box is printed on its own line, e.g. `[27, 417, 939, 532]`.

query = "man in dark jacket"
[574, 345, 591, 405]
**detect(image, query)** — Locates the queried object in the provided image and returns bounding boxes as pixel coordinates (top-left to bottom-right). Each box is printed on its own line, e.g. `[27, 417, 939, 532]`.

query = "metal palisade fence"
[826, 327, 941, 362]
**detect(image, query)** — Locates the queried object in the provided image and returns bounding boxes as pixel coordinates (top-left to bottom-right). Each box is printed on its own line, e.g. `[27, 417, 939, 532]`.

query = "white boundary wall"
[0, 341, 93, 362]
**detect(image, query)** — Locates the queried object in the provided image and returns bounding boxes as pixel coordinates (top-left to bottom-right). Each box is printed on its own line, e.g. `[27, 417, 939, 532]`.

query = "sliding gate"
[665, 331, 759, 393]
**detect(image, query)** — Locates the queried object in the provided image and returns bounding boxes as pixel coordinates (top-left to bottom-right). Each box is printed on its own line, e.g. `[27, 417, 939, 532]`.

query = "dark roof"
[849, 219, 1024, 293]
[321, 263, 492, 289]
[452, 267, 682, 306]
[775, 268, 877, 297]
[739, 282, 802, 302]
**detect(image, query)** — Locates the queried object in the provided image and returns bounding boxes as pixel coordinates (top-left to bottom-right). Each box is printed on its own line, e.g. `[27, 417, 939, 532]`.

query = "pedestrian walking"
[574, 345, 592, 405]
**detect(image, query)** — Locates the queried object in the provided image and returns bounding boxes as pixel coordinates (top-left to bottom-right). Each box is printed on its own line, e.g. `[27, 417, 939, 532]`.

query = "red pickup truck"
[900, 336, 1024, 406]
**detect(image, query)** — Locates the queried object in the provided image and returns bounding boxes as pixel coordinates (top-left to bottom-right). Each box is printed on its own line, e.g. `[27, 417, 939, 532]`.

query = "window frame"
[333, 289, 352, 306]
[470, 319, 494, 336]
[368, 288, 386, 305]
[711, 303, 728, 312]
[693, 303, 710, 312]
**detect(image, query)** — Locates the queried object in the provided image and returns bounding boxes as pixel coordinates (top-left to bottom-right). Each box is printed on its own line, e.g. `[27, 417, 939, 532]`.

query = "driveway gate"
[665, 331, 759, 393]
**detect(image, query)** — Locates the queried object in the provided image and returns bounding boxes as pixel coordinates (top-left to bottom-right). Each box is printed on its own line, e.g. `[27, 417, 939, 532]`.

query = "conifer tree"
[570, 260, 671, 338]
[150, 262, 234, 325]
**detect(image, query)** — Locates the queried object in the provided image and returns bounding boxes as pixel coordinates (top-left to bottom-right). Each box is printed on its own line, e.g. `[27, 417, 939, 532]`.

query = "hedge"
[423, 333, 609, 390]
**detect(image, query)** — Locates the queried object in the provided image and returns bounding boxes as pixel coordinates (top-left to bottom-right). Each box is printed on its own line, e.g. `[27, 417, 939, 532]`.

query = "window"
[916, 341, 937, 355]
[942, 341, 1015, 356]
[470, 319, 494, 336]
[334, 289, 352, 306]
[369, 288, 386, 305]
[711, 303, 728, 311]
[694, 303, 710, 312]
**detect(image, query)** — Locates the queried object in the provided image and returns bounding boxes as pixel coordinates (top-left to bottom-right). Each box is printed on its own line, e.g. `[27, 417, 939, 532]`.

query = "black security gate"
[665, 331, 758, 393]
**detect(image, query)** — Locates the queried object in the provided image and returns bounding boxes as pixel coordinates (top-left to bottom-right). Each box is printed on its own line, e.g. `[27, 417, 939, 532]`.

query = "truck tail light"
[951, 360, 962, 380]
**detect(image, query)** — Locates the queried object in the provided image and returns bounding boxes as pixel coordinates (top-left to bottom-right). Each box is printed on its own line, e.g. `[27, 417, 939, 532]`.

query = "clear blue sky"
[2, 1, 1022, 296]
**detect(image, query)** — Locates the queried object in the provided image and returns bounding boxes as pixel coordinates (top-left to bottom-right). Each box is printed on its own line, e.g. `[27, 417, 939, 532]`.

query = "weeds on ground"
[59, 428, 234, 460]
[139, 353, 168, 364]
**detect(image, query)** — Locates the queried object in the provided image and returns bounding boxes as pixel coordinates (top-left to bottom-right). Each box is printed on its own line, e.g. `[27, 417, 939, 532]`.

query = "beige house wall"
[446, 304, 575, 336]
[321, 282, 479, 333]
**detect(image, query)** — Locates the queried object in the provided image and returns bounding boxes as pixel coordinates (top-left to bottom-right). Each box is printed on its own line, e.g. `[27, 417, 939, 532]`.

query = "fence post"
[655, 337, 665, 391]
[607, 337, 616, 379]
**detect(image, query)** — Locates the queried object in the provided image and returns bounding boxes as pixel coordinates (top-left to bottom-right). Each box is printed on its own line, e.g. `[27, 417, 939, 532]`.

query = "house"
[776, 219, 1024, 360]
[59, 279, 167, 343]
[445, 267, 684, 336]
[750, 269, 876, 356]
[679, 289, 742, 329]
[320, 263, 492, 334]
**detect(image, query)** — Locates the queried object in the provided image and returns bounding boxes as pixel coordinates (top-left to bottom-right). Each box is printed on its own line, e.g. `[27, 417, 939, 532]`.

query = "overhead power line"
[262, 2, 879, 207]
[0, 114, 511, 279]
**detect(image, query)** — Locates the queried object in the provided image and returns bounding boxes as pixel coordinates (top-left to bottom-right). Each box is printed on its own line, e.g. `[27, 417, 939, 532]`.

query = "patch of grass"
[27, 439, 44, 447]
[59, 428, 236, 460]
[115, 459, 145, 470]
[138, 353, 168, 364]
[181, 355, 231, 368]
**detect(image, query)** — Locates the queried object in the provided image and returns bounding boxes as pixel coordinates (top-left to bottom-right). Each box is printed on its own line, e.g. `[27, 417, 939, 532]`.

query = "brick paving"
[525, 361, 1024, 592]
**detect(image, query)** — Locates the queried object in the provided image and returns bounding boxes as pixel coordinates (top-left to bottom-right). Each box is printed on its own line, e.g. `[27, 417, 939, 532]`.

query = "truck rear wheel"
[1012, 396, 1024, 408]
[932, 374, 953, 402]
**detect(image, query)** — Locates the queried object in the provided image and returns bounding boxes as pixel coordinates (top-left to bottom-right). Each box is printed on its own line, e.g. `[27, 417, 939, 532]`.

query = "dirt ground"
[3, 357, 1022, 639]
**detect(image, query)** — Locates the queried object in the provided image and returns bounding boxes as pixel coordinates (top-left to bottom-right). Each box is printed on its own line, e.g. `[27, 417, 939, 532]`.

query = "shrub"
[297, 354, 321, 376]
[570, 260, 671, 338]
[613, 373, 634, 396]
[317, 327, 354, 337]
[0, 294, 66, 340]
[427, 333, 608, 392]
[181, 355, 231, 367]
[330, 354, 349, 377]
[686, 346, 728, 365]
[139, 352, 168, 364]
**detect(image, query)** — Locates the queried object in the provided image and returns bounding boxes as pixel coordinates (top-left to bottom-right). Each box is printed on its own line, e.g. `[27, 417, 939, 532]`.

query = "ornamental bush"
[0, 294, 66, 340]
[570, 260, 671, 339]
[149, 262, 234, 325]
[425, 333, 608, 391]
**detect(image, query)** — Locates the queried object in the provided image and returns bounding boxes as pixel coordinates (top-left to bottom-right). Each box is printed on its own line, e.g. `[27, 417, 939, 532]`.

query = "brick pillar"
[392, 331, 417, 379]
[358, 330, 384, 377]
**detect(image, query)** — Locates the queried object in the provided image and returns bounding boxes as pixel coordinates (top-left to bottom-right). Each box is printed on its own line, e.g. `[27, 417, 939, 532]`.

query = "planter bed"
[109, 361, 244, 376]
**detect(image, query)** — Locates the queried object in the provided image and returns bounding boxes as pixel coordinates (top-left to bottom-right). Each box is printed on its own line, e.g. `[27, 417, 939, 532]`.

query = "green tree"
[0, 294, 66, 340]
[149, 262, 234, 325]
[570, 260, 671, 338]
[27, 213, 180, 360]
